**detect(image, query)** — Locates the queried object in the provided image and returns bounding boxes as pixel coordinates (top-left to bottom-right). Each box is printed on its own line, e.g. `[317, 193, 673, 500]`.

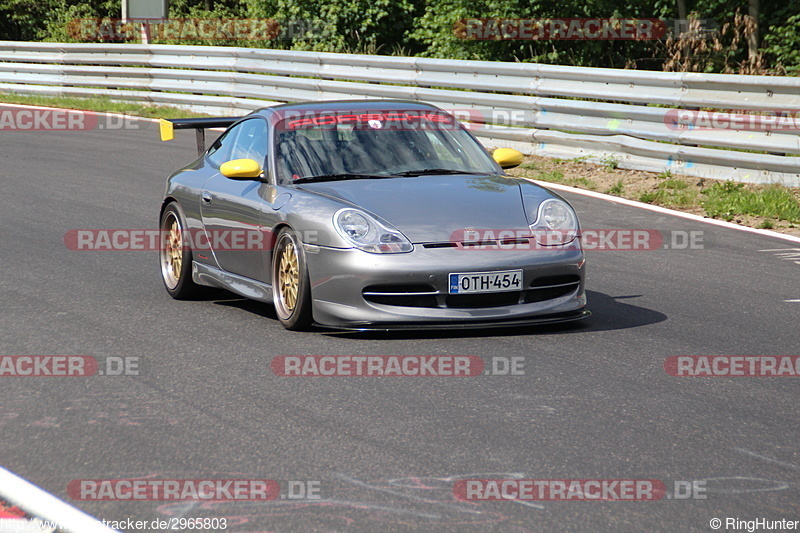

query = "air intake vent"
[525, 275, 581, 303]
[422, 242, 459, 249]
[363, 284, 439, 308]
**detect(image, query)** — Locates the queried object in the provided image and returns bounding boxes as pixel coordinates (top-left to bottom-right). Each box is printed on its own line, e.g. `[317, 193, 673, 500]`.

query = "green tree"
[264, 0, 424, 53]
[409, 0, 672, 68]
[0, 0, 120, 41]
[763, 13, 800, 74]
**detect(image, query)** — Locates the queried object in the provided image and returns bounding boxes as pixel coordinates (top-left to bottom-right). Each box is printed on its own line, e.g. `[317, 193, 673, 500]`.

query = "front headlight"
[333, 208, 413, 253]
[531, 199, 579, 246]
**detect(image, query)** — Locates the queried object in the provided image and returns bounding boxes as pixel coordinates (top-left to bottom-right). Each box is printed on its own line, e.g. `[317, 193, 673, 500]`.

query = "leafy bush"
[3, 0, 800, 73]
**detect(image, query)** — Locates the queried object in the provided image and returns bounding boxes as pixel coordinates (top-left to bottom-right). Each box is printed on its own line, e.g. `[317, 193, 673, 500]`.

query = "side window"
[207, 118, 269, 169]
[206, 129, 234, 167]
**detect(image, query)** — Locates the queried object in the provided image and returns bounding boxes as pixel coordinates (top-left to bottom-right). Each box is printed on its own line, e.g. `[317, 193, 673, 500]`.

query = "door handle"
[201, 192, 213, 203]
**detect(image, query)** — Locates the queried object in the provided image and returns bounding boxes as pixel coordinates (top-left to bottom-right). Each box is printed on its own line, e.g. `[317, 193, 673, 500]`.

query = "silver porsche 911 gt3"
[158, 100, 588, 331]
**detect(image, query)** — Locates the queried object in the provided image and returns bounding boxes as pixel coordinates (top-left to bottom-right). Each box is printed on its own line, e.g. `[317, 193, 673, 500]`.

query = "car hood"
[298, 175, 545, 243]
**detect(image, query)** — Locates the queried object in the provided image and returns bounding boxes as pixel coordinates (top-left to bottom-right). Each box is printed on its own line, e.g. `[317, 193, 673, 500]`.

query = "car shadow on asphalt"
[321, 290, 667, 340]
[200, 289, 667, 339]
[205, 291, 279, 320]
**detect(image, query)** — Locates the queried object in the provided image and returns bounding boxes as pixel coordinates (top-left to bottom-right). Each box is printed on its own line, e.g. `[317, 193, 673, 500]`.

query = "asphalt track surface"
[0, 108, 798, 532]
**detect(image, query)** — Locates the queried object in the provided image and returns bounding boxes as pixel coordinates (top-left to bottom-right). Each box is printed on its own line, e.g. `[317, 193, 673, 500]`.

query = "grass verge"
[701, 182, 800, 222]
[510, 155, 800, 236]
[0, 93, 211, 119]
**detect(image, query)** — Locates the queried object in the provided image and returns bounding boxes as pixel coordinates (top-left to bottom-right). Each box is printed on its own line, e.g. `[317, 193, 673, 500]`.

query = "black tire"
[272, 227, 313, 330]
[159, 202, 202, 299]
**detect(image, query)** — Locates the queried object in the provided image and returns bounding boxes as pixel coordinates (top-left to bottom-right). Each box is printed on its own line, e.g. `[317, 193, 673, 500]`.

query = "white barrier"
[1, 41, 798, 186]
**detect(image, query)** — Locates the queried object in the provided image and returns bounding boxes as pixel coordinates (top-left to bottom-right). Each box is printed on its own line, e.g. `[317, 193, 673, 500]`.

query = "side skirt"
[192, 262, 273, 303]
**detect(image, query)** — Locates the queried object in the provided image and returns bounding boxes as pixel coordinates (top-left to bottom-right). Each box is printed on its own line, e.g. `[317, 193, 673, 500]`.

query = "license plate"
[449, 269, 523, 294]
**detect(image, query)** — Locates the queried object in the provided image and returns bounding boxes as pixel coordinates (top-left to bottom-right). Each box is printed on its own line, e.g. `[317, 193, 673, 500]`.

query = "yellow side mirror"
[493, 148, 524, 169]
[220, 159, 263, 179]
[219, 159, 262, 179]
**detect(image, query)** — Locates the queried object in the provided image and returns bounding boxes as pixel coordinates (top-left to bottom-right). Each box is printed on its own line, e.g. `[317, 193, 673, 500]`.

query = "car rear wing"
[159, 117, 241, 156]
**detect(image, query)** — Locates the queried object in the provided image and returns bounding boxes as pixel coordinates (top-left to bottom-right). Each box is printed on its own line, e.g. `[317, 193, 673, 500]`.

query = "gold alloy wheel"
[161, 212, 183, 289]
[273, 229, 312, 330]
[277, 240, 299, 312]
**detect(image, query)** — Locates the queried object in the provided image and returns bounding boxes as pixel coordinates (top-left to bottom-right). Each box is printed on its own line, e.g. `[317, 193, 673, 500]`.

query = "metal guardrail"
[1, 41, 798, 186]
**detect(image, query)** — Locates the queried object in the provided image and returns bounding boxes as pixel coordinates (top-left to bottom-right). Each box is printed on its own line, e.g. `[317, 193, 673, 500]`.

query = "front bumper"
[305, 244, 587, 329]
[314, 309, 590, 332]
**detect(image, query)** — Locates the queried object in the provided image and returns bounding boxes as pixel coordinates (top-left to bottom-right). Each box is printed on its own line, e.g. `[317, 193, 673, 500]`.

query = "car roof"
[251, 99, 443, 118]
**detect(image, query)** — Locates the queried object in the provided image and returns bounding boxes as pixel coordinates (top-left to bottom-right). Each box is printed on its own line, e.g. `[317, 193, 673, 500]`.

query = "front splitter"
[313, 309, 590, 332]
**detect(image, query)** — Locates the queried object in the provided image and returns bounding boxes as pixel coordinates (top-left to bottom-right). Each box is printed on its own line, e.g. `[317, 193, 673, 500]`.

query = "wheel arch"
[160, 196, 179, 218]
[271, 223, 314, 330]
[268, 222, 292, 266]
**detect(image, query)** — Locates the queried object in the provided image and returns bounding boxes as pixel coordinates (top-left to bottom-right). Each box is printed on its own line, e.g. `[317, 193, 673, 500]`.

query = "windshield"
[273, 110, 500, 183]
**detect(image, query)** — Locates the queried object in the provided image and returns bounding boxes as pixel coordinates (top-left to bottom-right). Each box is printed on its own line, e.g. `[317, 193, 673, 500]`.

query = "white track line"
[0, 467, 119, 533]
[0, 102, 162, 123]
[733, 448, 800, 471]
[0, 102, 223, 128]
[531, 179, 800, 244]
[2, 102, 799, 244]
